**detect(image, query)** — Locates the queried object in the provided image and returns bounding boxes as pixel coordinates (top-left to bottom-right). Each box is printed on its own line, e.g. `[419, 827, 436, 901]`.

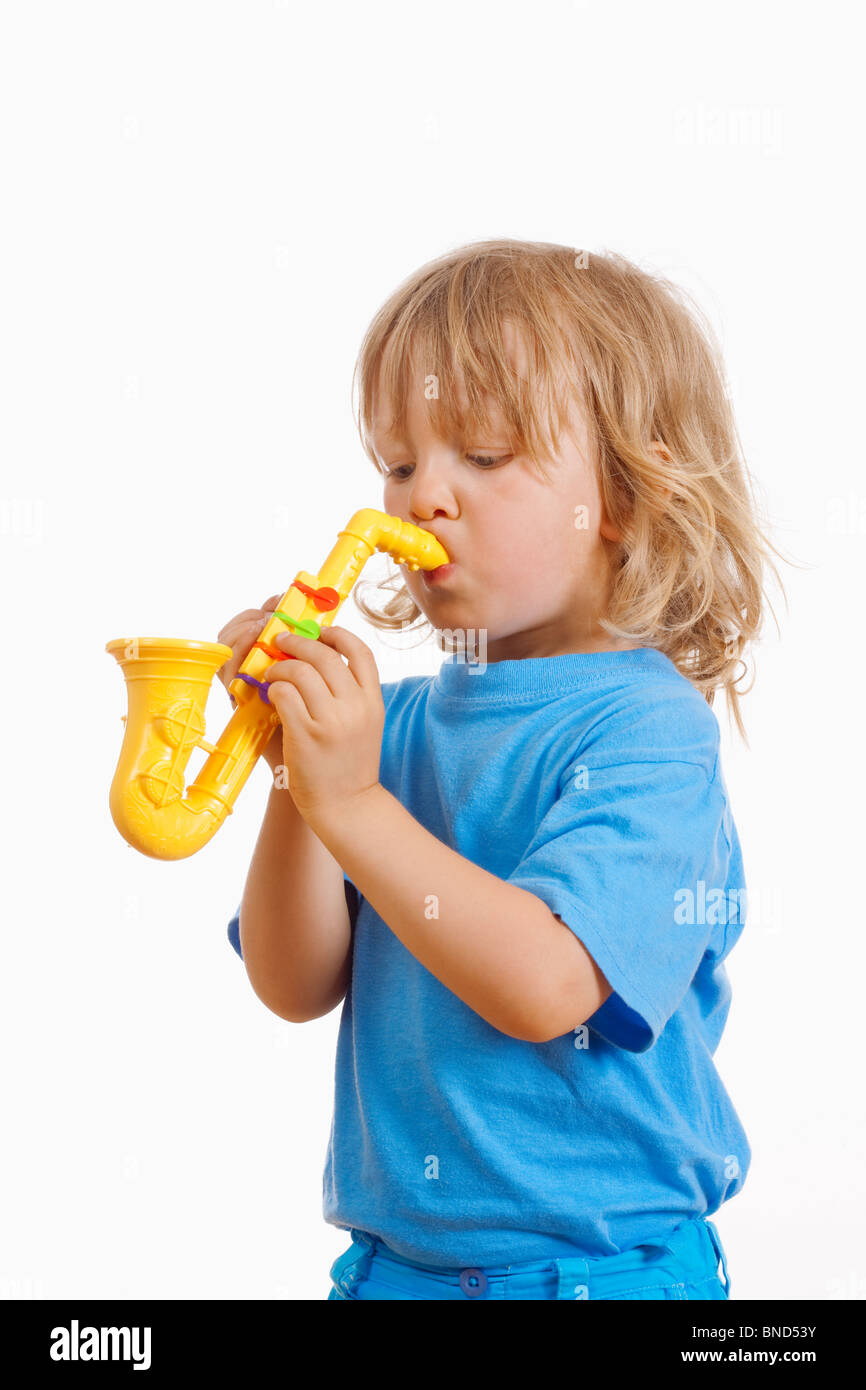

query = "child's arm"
[236, 728, 354, 1024]
[217, 598, 354, 1022]
[305, 784, 612, 1043]
[260, 622, 611, 1042]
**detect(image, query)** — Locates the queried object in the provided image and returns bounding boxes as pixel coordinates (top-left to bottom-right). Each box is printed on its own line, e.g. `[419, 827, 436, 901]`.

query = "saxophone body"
[106, 509, 449, 860]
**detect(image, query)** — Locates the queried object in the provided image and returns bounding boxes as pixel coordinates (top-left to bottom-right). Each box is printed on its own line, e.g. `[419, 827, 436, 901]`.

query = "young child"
[222, 239, 781, 1301]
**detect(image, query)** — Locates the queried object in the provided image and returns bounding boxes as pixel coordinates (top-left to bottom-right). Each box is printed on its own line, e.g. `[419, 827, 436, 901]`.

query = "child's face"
[374, 339, 633, 662]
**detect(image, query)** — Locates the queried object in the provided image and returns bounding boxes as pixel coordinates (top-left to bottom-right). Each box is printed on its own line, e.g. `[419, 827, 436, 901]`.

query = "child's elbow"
[527, 1001, 596, 1045]
[502, 995, 587, 1044]
[526, 930, 615, 1044]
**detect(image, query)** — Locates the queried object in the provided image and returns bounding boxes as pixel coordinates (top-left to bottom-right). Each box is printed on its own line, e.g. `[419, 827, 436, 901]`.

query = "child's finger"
[218, 606, 276, 650]
[265, 663, 320, 726]
[270, 629, 358, 702]
[315, 626, 380, 694]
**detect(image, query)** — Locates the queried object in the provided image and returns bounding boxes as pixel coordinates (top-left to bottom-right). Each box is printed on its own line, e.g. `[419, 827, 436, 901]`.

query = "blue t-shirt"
[228, 647, 751, 1267]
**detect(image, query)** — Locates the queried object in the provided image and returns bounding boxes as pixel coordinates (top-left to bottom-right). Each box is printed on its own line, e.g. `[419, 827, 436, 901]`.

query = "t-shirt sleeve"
[227, 904, 243, 959]
[227, 872, 360, 962]
[343, 872, 360, 930]
[506, 752, 737, 1052]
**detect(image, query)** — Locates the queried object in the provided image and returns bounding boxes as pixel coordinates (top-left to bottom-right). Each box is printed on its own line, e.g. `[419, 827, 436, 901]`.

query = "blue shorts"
[327, 1215, 731, 1300]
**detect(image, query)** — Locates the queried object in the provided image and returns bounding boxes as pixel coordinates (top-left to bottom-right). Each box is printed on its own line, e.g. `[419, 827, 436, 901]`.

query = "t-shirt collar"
[433, 647, 673, 700]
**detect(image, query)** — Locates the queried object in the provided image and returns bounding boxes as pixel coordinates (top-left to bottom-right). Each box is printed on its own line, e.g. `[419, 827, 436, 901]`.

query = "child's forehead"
[372, 381, 509, 437]
[369, 321, 589, 458]
[371, 409, 509, 454]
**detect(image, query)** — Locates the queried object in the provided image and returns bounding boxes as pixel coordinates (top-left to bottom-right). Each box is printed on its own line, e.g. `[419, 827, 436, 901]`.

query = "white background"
[1, 0, 862, 1302]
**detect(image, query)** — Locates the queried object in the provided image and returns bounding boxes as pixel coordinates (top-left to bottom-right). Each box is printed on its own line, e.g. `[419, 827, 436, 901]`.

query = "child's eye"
[466, 453, 511, 468]
[384, 454, 511, 481]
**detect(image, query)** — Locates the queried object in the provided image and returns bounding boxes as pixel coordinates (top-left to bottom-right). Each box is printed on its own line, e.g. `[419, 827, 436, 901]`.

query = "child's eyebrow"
[372, 412, 508, 449]
[370, 430, 402, 465]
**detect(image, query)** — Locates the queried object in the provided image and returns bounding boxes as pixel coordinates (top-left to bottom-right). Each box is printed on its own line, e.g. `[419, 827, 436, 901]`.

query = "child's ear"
[600, 441, 672, 541]
[648, 439, 673, 512]
[599, 480, 629, 543]
[649, 439, 673, 482]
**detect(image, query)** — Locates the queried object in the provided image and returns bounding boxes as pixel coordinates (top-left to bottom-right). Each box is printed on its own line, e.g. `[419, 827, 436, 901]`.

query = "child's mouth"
[422, 563, 456, 588]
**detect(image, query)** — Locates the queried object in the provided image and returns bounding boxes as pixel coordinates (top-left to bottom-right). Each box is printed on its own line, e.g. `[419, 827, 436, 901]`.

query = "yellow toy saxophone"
[106, 509, 449, 861]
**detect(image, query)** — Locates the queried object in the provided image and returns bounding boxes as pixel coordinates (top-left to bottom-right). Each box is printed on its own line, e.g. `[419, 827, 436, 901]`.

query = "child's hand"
[216, 593, 284, 765]
[263, 625, 385, 826]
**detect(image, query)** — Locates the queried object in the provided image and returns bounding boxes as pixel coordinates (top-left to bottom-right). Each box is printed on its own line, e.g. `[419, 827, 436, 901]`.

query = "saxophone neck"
[341, 509, 450, 571]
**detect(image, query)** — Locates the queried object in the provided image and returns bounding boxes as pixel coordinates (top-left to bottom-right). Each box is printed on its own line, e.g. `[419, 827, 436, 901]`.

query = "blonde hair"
[350, 238, 786, 741]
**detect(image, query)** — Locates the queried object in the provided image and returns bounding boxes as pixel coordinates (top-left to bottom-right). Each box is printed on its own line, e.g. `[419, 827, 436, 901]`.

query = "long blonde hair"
[350, 238, 786, 741]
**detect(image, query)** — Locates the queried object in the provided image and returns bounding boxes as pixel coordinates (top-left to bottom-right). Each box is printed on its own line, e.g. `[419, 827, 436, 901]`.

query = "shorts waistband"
[332, 1216, 730, 1301]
